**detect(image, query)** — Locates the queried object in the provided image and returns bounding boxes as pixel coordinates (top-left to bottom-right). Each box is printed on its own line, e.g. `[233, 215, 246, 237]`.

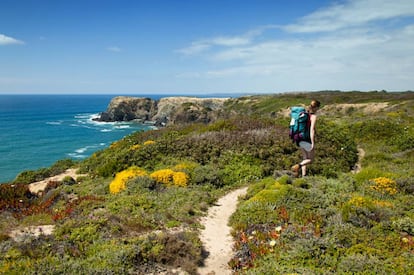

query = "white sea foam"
[68, 153, 87, 159]
[69, 144, 105, 159]
[75, 113, 95, 119]
[89, 113, 101, 121]
[94, 121, 117, 127]
[75, 147, 87, 154]
[115, 125, 130, 129]
[82, 114, 140, 132]
[46, 121, 63, 125]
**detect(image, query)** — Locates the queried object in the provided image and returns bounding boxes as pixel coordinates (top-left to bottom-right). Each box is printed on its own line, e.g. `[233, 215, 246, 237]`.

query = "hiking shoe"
[291, 164, 300, 177]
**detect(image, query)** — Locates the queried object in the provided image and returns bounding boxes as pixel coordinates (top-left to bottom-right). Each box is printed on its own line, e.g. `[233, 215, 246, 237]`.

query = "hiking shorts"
[299, 141, 312, 152]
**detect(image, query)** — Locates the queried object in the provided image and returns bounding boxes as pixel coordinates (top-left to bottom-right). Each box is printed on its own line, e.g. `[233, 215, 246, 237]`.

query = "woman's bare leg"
[300, 149, 315, 176]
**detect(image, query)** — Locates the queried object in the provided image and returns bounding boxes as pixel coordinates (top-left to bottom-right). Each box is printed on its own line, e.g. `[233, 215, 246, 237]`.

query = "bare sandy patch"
[9, 225, 55, 242]
[321, 102, 390, 115]
[28, 168, 86, 195]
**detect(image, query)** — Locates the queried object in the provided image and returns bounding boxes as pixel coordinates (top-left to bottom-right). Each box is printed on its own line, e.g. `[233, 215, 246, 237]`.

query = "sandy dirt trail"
[198, 187, 248, 275]
[21, 169, 248, 274]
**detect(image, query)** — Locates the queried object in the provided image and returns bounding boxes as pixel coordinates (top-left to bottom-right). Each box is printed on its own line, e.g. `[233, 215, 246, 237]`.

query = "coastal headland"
[94, 96, 230, 126]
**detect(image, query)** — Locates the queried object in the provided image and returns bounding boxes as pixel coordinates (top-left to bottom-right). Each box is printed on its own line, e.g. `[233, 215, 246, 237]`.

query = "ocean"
[0, 94, 160, 183]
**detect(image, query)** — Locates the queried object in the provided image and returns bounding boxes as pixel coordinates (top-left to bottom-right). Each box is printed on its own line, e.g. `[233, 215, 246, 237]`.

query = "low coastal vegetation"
[1, 91, 413, 274]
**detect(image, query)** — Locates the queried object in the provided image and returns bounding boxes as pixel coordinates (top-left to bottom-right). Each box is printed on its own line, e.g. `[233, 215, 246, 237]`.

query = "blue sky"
[1, 0, 414, 94]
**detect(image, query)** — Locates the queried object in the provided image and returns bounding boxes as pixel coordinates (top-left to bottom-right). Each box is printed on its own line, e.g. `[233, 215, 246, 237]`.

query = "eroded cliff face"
[96, 96, 157, 122]
[95, 96, 229, 126]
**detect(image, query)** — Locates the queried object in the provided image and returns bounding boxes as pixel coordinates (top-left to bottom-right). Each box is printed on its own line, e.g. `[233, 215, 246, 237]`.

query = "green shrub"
[353, 167, 396, 185]
[230, 201, 280, 228]
[397, 177, 414, 194]
[311, 119, 358, 177]
[13, 169, 49, 184]
[387, 126, 414, 151]
[13, 159, 76, 184]
[62, 176, 76, 185]
[134, 231, 203, 273]
[337, 254, 383, 274]
[392, 217, 414, 235]
[277, 175, 291, 185]
[218, 153, 264, 187]
[352, 118, 402, 142]
[341, 195, 394, 228]
[193, 164, 223, 187]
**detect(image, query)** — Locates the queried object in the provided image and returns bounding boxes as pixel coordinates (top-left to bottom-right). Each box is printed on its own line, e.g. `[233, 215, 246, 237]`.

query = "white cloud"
[176, 25, 277, 56]
[176, 41, 211, 55]
[0, 34, 24, 45]
[107, 46, 122, 52]
[210, 36, 251, 46]
[176, 36, 250, 56]
[206, 25, 414, 76]
[283, 0, 414, 33]
[176, 0, 414, 91]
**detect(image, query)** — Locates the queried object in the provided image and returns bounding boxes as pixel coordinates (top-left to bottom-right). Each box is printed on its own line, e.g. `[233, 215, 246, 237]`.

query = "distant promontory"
[93, 96, 230, 126]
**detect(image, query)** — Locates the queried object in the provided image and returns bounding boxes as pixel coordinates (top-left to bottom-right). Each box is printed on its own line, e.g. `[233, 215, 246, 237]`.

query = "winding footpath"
[197, 145, 364, 274]
[352, 146, 365, 174]
[198, 187, 248, 275]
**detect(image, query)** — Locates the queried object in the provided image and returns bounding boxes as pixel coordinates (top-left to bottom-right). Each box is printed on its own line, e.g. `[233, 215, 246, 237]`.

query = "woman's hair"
[309, 100, 321, 113]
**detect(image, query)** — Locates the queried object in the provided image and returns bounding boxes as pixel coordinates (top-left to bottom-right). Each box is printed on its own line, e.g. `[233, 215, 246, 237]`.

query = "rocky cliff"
[94, 96, 229, 126]
[95, 96, 157, 123]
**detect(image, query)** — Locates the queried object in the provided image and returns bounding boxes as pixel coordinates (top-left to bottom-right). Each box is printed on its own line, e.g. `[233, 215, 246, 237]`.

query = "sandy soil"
[28, 168, 84, 194]
[198, 187, 248, 275]
[9, 225, 55, 242]
[352, 146, 366, 174]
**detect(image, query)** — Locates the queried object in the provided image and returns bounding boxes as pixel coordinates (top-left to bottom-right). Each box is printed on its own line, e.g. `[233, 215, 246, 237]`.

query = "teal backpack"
[289, 106, 310, 145]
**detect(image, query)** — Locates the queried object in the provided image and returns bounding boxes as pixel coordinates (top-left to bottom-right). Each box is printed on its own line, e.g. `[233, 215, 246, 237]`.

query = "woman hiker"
[291, 99, 321, 177]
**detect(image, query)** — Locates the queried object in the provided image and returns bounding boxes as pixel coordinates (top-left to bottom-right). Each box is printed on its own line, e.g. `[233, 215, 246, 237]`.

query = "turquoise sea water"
[0, 94, 158, 183]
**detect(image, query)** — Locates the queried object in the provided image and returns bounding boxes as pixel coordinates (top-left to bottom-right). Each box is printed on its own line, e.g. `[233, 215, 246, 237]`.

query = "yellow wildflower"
[374, 200, 394, 208]
[130, 144, 141, 150]
[150, 169, 175, 185]
[349, 196, 369, 207]
[173, 161, 198, 171]
[143, 140, 156, 146]
[109, 166, 147, 194]
[370, 177, 397, 195]
[172, 171, 188, 187]
[150, 169, 188, 187]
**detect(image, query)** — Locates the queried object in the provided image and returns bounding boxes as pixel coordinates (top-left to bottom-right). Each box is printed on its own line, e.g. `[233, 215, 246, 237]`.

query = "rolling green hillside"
[1, 91, 413, 274]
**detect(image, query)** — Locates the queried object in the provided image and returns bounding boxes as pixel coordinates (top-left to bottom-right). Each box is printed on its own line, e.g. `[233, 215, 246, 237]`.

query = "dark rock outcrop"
[94, 96, 157, 123]
[94, 96, 229, 126]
